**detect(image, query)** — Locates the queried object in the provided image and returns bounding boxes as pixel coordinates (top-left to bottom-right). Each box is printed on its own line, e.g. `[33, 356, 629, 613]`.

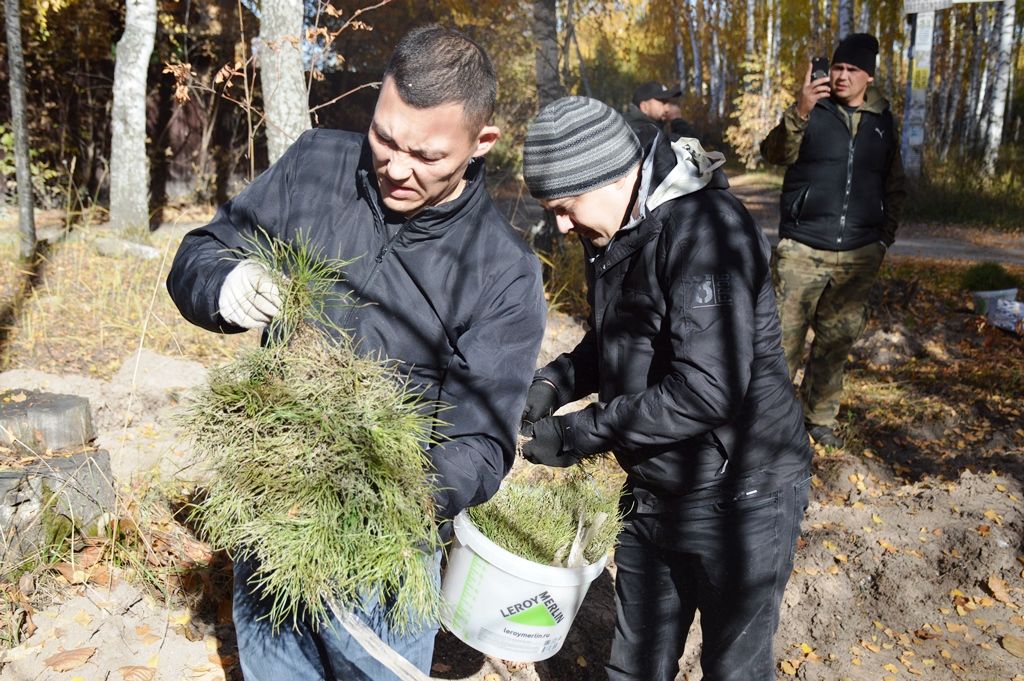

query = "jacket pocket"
[782, 185, 810, 221]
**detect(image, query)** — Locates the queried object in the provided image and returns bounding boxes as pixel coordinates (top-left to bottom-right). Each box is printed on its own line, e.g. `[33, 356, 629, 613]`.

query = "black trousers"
[606, 475, 810, 681]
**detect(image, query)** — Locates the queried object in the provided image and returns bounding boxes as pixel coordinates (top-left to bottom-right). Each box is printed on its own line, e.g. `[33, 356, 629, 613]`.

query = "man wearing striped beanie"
[519, 96, 813, 681]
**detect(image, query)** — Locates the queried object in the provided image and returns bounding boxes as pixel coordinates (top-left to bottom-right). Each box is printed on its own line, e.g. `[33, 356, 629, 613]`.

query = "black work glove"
[521, 380, 559, 428]
[521, 416, 583, 468]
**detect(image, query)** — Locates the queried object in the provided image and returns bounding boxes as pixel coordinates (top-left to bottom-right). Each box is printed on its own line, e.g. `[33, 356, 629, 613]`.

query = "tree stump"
[0, 390, 112, 575]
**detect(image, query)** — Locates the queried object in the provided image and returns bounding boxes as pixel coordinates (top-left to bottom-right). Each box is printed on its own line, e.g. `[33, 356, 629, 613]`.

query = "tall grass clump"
[468, 469, 621, 567]
[183, 235, 444, 632]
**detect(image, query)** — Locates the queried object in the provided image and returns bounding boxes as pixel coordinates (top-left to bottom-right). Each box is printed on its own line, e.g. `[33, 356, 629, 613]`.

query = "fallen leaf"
[52, 563, 88, 585]
[576, 655, 587, 667]
[987, 575, 1014, 605]
[10, 392, 26, 402]
[1003, 635, 1024, 658]
[72, 610, 92, 627]
[44, 647, 96, 672]
[780, 659, 798, 675]
[119, 666, 157, 681]
[76, 544, 105, 568]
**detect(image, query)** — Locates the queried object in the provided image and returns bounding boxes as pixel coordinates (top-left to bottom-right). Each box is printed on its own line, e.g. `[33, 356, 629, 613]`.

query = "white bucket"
[439, 510, 608, 662]
[971, 288, 1018, 315]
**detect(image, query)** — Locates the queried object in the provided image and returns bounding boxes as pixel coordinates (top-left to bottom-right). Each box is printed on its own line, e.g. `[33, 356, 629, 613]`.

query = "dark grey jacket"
[167, 129, 547, 519]
[538, 138, 811, 506]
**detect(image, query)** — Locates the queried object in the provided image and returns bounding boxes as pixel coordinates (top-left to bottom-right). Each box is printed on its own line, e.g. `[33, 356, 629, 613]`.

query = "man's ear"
[473, 125, 501, 157]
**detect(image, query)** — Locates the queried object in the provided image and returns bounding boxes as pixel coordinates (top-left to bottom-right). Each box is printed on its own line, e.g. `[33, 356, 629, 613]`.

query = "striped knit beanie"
[523, 96, 642, 200]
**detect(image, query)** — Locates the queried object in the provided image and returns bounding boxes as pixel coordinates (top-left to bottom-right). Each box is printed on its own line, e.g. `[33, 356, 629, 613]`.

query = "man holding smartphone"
[760, 33, 906, 449]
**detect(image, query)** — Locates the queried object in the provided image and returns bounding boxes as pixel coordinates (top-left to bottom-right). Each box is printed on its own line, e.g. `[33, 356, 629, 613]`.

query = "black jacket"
[538, 138, 811, 505]
[167, 129, 546, 519]
[760, 87, 906, 250]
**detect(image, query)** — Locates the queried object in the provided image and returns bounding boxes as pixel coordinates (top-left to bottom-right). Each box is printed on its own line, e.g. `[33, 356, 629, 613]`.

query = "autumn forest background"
[2, 2, 1024, 681]
[1, 0, 1023, 237]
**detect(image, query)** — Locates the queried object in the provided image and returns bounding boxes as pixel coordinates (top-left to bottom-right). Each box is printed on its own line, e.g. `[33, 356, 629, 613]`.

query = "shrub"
[960, 262, 1020, 292]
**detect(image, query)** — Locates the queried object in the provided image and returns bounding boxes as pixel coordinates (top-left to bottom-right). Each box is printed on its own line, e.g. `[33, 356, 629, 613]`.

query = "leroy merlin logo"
[499, 591, 565, 627]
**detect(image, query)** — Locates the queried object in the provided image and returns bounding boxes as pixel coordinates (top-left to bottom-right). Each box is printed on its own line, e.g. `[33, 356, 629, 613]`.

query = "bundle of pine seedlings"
[468, 468, 621, 568]
[182, 237, 444, 632]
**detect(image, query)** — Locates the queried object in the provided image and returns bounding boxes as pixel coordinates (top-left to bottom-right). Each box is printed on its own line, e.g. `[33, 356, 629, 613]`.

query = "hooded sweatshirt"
[537, 136, 811, 506]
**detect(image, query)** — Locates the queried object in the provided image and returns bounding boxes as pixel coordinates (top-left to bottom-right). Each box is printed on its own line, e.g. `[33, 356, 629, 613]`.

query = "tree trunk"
[983, 0, 1016, 175]
[4, 0, 35, 259]
[746, 0, 756, 55]
[532, 0, 563, 253]
[961, 6, 985, 157]
[687, 0, 703, 97]
[674, 1, 688, 94]
[857, 1, 870, 32]
[259, 0, 311, 164]
[533, 0, 563, 110]
[941, 12, 966, 163]
[109, 0, 156, 232]
[838, 0, 853, 38]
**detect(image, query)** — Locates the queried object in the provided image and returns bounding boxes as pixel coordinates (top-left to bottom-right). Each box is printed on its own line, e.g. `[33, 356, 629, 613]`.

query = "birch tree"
[109, 0, 156, 232]
[838, 0, 853, 38]
[4, 0, 34, 259]
[674, 1, 688, 94]
[984, 0, 1016, 174]
[534, 0, 563, 109]
[259, 0, 311, 164]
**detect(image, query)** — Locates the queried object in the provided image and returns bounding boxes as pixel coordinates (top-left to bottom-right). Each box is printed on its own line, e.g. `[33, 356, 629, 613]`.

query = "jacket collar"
[356, 137, 487, 242]
[592, 137, 727, 276]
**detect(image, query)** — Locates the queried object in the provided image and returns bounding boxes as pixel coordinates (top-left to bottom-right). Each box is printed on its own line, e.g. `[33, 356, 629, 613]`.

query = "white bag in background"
[988, 298, 1024, 336]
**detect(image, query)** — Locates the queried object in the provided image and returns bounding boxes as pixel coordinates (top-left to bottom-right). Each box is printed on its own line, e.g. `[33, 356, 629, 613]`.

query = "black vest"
[778, 99, 896, 251]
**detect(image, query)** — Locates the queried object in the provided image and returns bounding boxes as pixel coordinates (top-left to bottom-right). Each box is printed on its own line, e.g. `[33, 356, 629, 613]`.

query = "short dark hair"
[383, 25, 496, 129]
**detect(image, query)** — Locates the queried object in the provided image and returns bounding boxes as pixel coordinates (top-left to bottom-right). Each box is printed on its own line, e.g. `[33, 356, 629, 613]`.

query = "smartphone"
[811, 56, 830, 81]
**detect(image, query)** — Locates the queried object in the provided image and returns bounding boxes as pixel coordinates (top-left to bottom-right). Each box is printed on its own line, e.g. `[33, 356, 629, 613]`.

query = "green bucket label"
[500, 591, 565, 627]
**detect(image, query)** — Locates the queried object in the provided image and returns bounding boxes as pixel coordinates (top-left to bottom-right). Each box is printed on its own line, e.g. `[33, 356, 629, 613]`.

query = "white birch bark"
[674, 1, 688, 94]
[258, 0, 311, 165]
[838, 0, 853, 38]
[688, 0, 703, 97]
[745, 0, 756, 55]
[983, 0, 1016, 174]
[4, 0, 35, 258]
[109, 0, 156, 232]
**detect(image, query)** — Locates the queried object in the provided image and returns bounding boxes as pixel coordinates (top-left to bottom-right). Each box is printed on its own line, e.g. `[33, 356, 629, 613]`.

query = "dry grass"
[0, 225, 253, 377]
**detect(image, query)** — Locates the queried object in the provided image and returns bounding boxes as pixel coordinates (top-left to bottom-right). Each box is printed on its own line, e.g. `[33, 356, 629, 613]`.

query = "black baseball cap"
[632, 81, 683, 106]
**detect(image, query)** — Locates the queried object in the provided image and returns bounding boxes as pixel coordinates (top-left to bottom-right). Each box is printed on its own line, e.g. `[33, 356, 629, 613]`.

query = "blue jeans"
[232, 554, 441, 681]
[606, 474, 810, 681]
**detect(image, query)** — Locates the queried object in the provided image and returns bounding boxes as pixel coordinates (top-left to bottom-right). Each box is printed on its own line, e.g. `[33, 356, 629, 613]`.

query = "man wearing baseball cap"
[623, 80, 683, 149]
[518, 96, 813, 681]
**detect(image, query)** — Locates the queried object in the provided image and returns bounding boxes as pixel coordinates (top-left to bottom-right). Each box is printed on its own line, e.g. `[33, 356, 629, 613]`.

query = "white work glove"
[218, 260, 283, 329]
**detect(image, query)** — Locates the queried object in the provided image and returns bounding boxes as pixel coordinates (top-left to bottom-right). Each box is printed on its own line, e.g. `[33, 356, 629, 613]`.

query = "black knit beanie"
[522, 97, 642, 200]
[832, 33, 878, 76]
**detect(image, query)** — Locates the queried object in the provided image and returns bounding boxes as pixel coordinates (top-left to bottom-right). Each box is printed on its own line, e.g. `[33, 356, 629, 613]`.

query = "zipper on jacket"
[836, 135, 856, 247]
[375, 220, 409, 263]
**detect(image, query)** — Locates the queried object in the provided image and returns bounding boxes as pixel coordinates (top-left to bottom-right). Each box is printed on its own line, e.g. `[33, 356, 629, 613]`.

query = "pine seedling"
[184, 233, 445, 632]
[468, 468, 621, 567]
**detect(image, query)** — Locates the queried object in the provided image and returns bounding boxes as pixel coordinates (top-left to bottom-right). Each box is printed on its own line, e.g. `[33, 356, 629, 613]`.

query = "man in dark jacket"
[760, 33, 906, 448]
[166, 26, 546, 681]
[622, 80, 683, 150]
[519, 96, 812, 681]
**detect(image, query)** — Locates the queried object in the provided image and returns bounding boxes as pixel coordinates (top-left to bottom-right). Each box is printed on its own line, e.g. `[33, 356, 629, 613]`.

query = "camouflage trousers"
[772, 238, 886, 427]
